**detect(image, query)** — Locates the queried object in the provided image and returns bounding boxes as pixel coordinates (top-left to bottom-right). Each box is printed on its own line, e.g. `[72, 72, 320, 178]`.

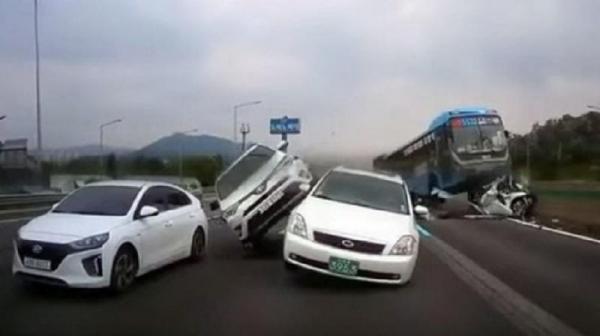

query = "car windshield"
[216, 145, 277, 200]
[451, 116, 507, 154]
[314, 171, 409, 215]
[53, 186, 140, 216]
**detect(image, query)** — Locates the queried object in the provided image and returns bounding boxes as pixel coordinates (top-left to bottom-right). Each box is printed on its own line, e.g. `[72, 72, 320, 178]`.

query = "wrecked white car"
[211, 142, 313, 248]
[476, 176, 536, 220]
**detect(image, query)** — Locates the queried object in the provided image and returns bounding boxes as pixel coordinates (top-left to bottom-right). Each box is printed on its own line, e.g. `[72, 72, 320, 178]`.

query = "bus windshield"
[451, 116, 507, 154]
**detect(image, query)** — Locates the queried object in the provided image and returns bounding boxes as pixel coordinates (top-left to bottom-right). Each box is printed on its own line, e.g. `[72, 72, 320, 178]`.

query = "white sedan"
[283, 167, 428, 285]
[13, 181, 208, 292]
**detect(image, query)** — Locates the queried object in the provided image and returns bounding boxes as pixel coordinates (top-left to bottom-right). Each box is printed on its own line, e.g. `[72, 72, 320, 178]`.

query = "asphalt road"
[0, 216, 522, 336]
[0, 210, 597, 335]
[421, 217, 600, 336]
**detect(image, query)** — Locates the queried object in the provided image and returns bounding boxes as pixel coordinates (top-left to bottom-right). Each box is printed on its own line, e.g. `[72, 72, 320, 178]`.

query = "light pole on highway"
[175, 128, 199, 184]
[99, 119, 122, 171]
[240, 123, 250, 152]
[34, 0, 42, 153]
[233, 101, 261, 142]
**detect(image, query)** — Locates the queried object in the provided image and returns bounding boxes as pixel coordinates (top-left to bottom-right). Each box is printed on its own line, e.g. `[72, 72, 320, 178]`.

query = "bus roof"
[428, 106, 498, 131]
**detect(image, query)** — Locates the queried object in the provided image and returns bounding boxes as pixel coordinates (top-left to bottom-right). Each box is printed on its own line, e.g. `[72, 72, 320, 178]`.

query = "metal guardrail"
[0, 194, 66, 211]
[0, 192, 217, 222]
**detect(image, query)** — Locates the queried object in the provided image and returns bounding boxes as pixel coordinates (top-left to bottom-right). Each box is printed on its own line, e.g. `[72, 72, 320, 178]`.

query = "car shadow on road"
[14, 281, 114, 301]
[286, 270, 407, 293]
[245, 231, 407, 293]
[14, 258, 204, 301]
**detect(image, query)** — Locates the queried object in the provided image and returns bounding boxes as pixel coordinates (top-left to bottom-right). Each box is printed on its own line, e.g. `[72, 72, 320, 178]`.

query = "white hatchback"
[13, 181, 208, 292]
[283, 167, 428, 285]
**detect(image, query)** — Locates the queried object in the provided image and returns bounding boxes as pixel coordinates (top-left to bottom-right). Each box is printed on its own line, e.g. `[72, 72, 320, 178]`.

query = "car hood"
[297, 196, 415, 244]
[19, 212, 128, 243]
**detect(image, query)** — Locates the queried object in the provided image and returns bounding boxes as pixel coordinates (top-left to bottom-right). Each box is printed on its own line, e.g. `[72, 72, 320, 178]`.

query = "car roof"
[85, 180, 178, 189]
[330, 166, 405, 184]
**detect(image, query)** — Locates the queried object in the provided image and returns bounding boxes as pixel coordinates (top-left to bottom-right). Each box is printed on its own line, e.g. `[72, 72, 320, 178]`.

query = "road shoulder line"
[469, 202, 600, 246]
[422, 233, 583, 336]
[507, 218, 600, 246]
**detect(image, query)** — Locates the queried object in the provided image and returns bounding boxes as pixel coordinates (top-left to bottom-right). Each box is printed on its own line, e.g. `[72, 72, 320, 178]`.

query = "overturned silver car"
[211, 142, 313, 248]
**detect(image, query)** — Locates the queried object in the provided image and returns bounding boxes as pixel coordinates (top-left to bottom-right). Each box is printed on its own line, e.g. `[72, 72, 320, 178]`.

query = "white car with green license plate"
[283, 167, 428, 285]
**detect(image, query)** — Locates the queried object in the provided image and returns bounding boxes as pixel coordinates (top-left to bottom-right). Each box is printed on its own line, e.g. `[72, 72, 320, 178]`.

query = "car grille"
[17, 239, 74, 271]
[312, 231, 385, 255]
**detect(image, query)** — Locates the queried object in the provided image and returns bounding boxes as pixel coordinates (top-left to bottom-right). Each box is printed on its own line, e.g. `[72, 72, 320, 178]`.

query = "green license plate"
[328, 257, 359, 276]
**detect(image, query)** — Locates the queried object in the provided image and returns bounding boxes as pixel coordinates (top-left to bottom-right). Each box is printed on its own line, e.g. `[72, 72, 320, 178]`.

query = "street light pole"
[233, 100, 261, 142]
[240, 123, 250, 152]
[175, 128, 198, 184]
[34, 0, 42, 153]
[99, 119, 122, 172]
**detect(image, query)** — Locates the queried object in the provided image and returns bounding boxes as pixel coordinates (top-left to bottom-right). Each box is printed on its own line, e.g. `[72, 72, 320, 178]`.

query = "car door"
[136, 186, 178, 268]
[164, 187, 198, 256]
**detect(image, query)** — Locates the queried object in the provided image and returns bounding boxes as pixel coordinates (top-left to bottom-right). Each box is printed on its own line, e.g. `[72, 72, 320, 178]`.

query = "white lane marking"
[468, 201, 600, 246]
[424, 234, 584, 336]
[508, 218, 600, 246]
[416, 224, 432, 237]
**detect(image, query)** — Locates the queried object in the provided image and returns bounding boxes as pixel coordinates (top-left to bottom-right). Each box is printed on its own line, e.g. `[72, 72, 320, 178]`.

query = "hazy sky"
[1, 0, 599, 156]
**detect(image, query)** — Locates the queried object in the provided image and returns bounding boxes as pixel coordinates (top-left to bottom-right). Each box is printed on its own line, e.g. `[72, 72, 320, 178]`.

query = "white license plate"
[23, 257, 51, 271]
[257, 190, 285, 214]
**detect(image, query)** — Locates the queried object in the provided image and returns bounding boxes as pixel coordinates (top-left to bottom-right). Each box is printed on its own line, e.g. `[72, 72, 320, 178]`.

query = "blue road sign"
[270, 117, 301, 135]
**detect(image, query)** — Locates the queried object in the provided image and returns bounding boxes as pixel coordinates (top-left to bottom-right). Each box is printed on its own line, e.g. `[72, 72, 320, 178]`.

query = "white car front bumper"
[12, 242, 111, 288]
[283, 233, 418, 285]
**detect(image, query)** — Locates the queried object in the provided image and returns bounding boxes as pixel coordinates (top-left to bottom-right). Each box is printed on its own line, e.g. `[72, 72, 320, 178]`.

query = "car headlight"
[69, 233, 109, 251]
[223, 204, 239, 218]
[288, 213, 307, 238]
[389, 235, 417, 256]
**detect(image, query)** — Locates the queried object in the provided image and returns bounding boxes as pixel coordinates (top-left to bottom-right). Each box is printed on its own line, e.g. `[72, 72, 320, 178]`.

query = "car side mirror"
[414, 205, 430, 219]
[299, 183, 311, 193]
[139, 205, 160, 218]
[209, 200, 220, 212]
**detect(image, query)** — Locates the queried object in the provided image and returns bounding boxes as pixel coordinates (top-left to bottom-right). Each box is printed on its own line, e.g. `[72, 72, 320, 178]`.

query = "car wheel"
[511, 198, 527, 219]
[189, 228, 206, 262]
[110, 247, 138, 293]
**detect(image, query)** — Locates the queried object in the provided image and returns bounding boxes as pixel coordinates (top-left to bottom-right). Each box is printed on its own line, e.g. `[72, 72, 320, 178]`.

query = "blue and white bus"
[373, 107, 511, 200]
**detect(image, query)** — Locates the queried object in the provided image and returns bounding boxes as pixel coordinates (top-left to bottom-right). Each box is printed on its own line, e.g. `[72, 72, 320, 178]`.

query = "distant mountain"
[136, 134, 240, 161]
[42, 144, 133, 160]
